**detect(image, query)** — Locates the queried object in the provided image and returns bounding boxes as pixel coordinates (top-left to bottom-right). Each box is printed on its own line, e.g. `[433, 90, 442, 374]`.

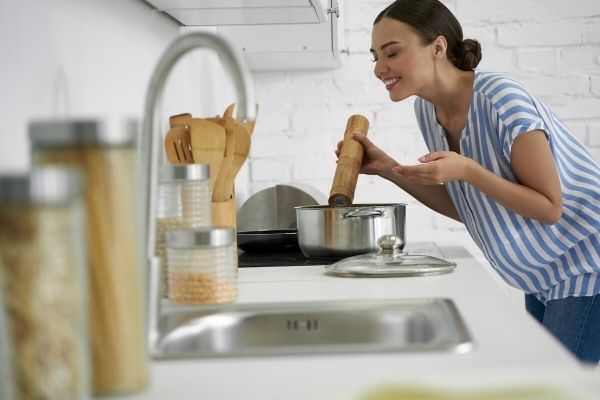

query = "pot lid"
[325, 235, 456, 278]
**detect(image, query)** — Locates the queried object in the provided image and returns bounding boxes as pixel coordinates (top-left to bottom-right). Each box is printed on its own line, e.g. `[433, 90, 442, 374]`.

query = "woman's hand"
[336, 135, 462, 221]
[392, 151, 474, 185]
[335, 133, 398, 177]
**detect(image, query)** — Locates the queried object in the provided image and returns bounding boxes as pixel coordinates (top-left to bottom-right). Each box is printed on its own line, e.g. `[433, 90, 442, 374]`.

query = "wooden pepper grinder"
[328, 114, 369, 207]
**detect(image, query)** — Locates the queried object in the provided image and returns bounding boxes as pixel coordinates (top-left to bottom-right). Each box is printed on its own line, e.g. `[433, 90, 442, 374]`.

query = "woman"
[339, 0, 600, 363]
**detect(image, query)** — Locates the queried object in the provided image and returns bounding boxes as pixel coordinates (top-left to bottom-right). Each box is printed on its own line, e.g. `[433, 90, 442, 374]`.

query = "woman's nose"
[373, 60, 386, 80]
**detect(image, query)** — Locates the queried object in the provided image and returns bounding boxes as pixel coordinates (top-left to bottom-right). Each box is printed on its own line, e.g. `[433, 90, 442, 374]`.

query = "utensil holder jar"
[166, 228, 237, 305]
[157, 164, 211, 298]
[29, 119, 148, 395]
[0, 167, 89, 400]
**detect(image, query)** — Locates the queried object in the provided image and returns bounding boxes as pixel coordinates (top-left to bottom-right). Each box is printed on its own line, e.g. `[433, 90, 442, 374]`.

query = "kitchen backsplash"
[1, 0, 599, 233]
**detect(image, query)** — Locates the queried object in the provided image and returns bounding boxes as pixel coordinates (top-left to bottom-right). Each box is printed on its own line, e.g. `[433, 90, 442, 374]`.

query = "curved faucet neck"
[141, 31, 255, 261]
[140, 32, 255, 353]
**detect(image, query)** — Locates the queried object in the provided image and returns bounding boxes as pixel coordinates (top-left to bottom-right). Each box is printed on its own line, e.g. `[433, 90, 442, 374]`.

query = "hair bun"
[460, 39, 482, 70]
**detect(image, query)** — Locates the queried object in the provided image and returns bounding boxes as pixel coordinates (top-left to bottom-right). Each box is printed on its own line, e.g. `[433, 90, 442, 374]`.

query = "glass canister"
[0, 259, 16, 400]
[0, 167, 88, 400]
[156, 164, 211, 298]
[29, 119, 148, 395]
[165, 228, 237, 305]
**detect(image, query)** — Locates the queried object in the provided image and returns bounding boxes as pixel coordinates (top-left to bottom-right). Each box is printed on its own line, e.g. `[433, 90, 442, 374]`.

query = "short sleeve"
[492, 80, 548, 160]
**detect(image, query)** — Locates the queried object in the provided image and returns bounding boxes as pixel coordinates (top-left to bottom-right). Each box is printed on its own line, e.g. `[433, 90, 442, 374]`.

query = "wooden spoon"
[217, 122, 251, 202]
[164, 125, 194, 164]
[189, 119, 226, 191]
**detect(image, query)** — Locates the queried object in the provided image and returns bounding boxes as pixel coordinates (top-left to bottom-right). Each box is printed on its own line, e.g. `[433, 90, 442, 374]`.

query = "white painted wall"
[0, 0, 183, 171]
[1, 0, 599, 236]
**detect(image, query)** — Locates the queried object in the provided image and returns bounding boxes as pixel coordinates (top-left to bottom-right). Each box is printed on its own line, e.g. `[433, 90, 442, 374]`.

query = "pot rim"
[295, 203, 406, 210]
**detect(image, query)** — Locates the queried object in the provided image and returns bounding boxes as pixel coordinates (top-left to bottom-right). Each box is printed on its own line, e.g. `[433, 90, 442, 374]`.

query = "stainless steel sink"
[152, 298, 473, 358]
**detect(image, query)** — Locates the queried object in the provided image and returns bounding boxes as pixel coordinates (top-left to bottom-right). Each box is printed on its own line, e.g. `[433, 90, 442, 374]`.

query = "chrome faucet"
[139, 32, 255, 354]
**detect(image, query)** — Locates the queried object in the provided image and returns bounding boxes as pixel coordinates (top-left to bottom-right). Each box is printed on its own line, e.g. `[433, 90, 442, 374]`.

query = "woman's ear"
[432, 35, 447, 59]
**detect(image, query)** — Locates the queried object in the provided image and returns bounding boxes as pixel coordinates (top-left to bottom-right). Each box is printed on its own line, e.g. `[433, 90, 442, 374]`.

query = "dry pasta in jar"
[0, 167, 89, 400]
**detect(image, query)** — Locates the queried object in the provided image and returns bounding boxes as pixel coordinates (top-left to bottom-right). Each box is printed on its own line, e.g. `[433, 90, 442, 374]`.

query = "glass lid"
[325, 235, 456, 277]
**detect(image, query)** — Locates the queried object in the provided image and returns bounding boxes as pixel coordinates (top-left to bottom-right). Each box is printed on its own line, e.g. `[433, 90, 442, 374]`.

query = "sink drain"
[286, 318, 319, 331]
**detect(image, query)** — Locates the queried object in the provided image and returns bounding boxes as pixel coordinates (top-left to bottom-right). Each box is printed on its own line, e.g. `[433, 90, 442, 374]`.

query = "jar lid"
[159, 164, 210, 182]
[29, 118, 137, 148]
[0, 167, 82, 205]
[166, 227, 234, 248]
[325, 235, 456, 277]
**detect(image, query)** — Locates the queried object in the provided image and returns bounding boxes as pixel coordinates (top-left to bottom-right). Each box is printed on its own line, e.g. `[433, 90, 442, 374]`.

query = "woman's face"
[371, 17, 436, 102]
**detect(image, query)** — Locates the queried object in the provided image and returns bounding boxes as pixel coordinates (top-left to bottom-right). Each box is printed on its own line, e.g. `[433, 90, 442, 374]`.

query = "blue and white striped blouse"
[415, 70, 600, 303]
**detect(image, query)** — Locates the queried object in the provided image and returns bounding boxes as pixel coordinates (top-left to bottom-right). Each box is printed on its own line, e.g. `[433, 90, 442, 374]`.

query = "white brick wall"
[247, 0, 600, 233]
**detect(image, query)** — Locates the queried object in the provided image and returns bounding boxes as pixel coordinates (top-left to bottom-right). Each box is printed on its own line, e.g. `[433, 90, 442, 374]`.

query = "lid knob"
[377, 234, 404, 255]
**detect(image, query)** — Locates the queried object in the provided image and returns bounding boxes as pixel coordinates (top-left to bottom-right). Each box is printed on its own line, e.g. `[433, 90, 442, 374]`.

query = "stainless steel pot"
[295, 203, 406, 258]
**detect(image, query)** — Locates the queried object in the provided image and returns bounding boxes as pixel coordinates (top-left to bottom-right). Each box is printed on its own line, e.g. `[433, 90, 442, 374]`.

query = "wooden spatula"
[224, 103, 259, 135]
[213, 122, 251, 202]
[164, 125, 194, 164]
[223, 103, 235, 120]
[243, 104, 259, 135]
[169, 113, 192, 129]
[209, 118, 237, 202]
[190, 119, 226, 192]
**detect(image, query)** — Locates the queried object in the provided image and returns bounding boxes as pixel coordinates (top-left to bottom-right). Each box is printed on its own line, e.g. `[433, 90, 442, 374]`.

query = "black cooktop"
[238, 249, 342, 268]
[237, 242, 453, 268]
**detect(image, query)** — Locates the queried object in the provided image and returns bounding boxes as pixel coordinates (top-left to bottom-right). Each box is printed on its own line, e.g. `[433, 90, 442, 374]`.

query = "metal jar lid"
[166, 227, 234, 248]
[0, 167, 82, 205]
[29, 118, 137, 148]
[159, 164, 210, 182]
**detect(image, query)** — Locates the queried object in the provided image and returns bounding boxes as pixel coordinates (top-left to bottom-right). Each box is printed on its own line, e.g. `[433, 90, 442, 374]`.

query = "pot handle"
[344, 208, 384, 219]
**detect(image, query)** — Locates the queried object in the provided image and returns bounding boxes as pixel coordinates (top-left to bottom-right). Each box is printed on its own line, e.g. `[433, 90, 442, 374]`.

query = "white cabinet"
[144, 0, 329, 25]
[145, 0, 343, 71]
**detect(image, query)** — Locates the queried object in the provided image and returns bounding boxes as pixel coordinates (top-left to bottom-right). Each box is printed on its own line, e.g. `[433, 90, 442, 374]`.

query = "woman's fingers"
[418, 151, 446, 163]
[351, 132, 374, 148]
[334, 140, 344, 158]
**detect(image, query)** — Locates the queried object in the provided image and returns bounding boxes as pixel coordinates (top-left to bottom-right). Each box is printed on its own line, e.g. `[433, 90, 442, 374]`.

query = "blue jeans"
[525, 294, 600, 364]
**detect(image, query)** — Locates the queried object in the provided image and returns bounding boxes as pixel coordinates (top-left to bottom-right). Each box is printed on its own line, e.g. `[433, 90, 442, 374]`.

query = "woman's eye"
[371, 57, 378, 63]
[386, 52, 397, 58]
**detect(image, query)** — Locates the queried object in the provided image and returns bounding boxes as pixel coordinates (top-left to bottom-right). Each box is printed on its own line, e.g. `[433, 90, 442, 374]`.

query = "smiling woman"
[336, 0, 600, 365]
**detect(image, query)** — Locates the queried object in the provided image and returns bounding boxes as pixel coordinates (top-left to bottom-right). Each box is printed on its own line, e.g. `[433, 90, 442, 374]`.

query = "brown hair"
[374, 0, 482, 71]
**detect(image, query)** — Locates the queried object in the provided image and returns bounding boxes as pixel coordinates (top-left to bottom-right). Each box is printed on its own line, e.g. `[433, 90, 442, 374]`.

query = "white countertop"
[125, 230, 598, 400]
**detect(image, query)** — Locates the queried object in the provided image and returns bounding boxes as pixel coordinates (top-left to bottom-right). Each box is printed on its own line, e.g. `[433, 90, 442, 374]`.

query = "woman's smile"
[383, 76, 401, 91]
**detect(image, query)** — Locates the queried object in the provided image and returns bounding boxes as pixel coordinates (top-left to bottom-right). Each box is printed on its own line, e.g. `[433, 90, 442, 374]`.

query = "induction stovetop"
[238, 249, 341, 268]
[238, 242, 449, 268]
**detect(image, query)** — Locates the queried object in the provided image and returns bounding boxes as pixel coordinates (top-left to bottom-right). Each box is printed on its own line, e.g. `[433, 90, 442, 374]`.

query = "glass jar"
[0, 259, 15, 400]
[29, 119, 148, 395]
[165, 228, 237, 305]
[156, 164, 211, 298]
[0, 167, 89, 400]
